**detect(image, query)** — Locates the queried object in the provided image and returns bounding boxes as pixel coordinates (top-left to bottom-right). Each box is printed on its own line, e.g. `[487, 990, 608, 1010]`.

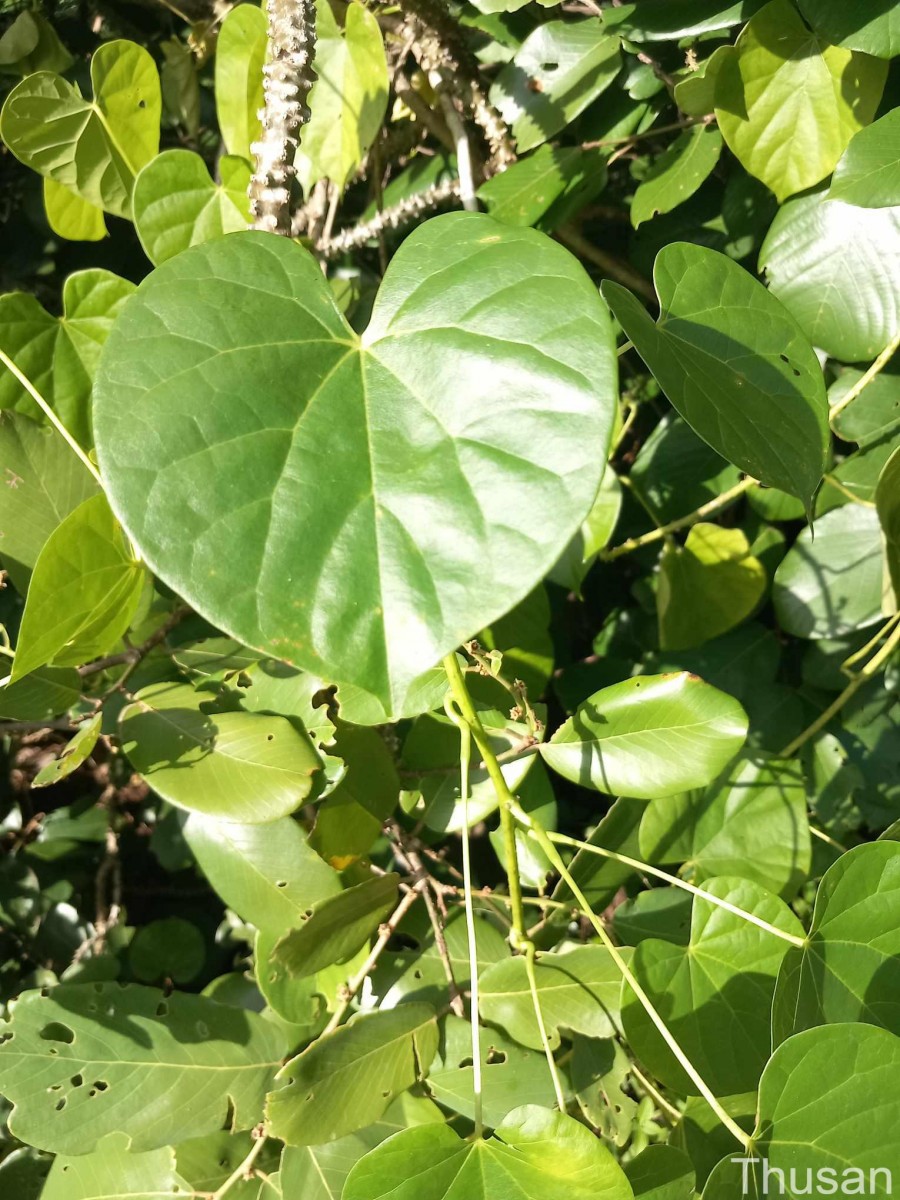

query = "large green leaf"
[266, 1003, 439, 1145]
[713, 0, 886, 203]
[133, 150, 251, 266]
[297, 1, 388, 190]
[478, 146, 607, 230]
[479, 944, 628, 1050]
[11, 494, 144, 681]
[639, 756, 811, 897]
[0, 665, 81, 720]
[120, 681, 322, 822]
[491, 20, 621, 152]
[798, 0, 900, 57]
[0, 270, 135, 447]
[739, 1025, 900, 1194]
[772, 504, 889, 639]
[602, 1, 764, 40]
[42, 1140, 190, 1200]
[602, 243, 829, 511]
[94, 215, 616, 718]
[772, 841, 900, 1044]
[658, 524, 767, 651]
[540, 672, 748, 799]
[273, 873, 399, 979]
[0, 982, 286, 1154]
[214, 3, 265, 162]
[343, 1105, 633, 1200]
[0, 40, 161, 218]
[621, 876, 803, 1096]
[759, 187, 900, 362]
[631, 124, 723, 228]
[828, 108, 900, 208]
[183, 812, 340, 931]
[0, 411, 98, 588]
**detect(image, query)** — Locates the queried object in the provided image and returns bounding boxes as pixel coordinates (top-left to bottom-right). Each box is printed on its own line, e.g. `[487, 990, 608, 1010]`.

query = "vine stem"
[210, 1128, 267, 1200]
[0, 349, 101, 484]
[829, 328, 900, 429]
[442, 693, 484, 1136]
[601, 475, 757, 560]
[510, 806, 752, 1150]
[779, 615, 900, 758]
[442, 652, 566, 1112]
[535, 826, 806, 948]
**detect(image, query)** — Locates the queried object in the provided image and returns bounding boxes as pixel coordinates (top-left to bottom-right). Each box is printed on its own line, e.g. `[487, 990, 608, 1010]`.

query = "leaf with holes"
[0, 983, 287, 1154]
[94, 215, 616, 719]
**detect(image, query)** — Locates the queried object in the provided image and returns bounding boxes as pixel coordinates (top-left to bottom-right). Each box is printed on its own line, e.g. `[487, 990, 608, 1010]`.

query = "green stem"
[524, 941, 567, 1111]
[443, 652, 526, 944]
[601, 475, 757, 561]
[511, 807, 752, 1150]
[537, 826, 805, 948]
[779, 616, 900, 758]
[0, 348, 101, 485]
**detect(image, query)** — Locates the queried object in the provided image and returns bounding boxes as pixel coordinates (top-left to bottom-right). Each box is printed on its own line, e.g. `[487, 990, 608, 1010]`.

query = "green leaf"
[0, 270, 135, 448]
[602, 2, 764, 40]
[0, 11, 72, 76]
[828, 108, 900, 208]
[343, 1105, 634, 1200]
[772, 504, 889, 639]
[772, 841, 900, 1044]
[32, 713, 102, 788]
[602, 243, 829, 511]
[540, 672, 748, 799]
[621, 876, 804, 1095]
[0, 40, 161, 218]
[0, 1148, 50, 1200]
[759, 186, 900, 363]
[183, 812, 340, 931]
[713, 0, 886, 203]
[491, 21, 621, 153]
[798, 0, 900, 57]
[94, 215, 616, 719]
[629, 414, 740, 525]
[673, 47, 731, 117]
[273, 873, 399, 979]
[214, 4, 266, 162]
[639, 756, 811, 897]
[0, 982, 286, 1154]
[266, 1003, 439, 1145]
[279, 1095, 444, 1200]
[310, 724, 400, 867]
[42, 1139, 190, 1200]
[747, 1024, 900, 1190]
[176, 1130, 281, 1198]
[160, 37, 200, 137]
[479, 944, 629, 1050]
[631, 124, 722, 228]
[658, 524, 767, 651]
[133, 150, 251, 266]
[625, 1145, 695, 1200]
[0, 411, 98, 589]
[129, 916, 205, 985]
[550, 467, 622, 593]
[876, 446, 900, 598]
[478, 145, 606, 229]
[120, 681, 323, 823]
[11, 494, 144, 680]
[297, 1, 389, 190]
[829, 367, 900, 446]
[43, 177, 107, 242]
[0, 665, 81, 720]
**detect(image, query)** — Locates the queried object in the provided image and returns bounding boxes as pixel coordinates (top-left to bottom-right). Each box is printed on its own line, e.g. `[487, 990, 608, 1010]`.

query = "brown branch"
[555, 224, 658, 304]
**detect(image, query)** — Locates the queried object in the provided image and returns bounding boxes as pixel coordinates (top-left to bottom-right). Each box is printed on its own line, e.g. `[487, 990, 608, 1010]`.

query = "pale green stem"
[443, 693, 484, 1137]
[535, 826, 805, 948]
[524, 941, 567, 1111]
[779, 617, 900, 758]
[0, 348, 101, 485]
[511, 807, 752, 1150]
[829, 328, 900, 429]
[601, 476, 757, 560]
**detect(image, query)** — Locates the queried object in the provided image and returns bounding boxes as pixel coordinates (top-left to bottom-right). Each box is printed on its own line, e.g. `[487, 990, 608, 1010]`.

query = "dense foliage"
[1, 0, 899, 1197]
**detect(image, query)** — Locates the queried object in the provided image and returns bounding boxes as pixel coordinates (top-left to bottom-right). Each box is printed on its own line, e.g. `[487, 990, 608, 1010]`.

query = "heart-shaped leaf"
[343, 1105, 634, 1200]
[0, 40, 160, 218]
[621, 876, 804, 1096]
[133, 149, 251, 266]
[602, 243, 829, 512]
[0, 270, 135, 447]
[0, 983, 286, 1154]
[94, 215, 616, 718]
[540, 672, 748, 799]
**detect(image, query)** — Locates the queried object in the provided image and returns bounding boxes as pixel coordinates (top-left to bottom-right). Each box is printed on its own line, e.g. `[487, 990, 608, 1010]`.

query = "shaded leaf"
[828, 107, 900, 208]
[632, 124, 722, 228]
